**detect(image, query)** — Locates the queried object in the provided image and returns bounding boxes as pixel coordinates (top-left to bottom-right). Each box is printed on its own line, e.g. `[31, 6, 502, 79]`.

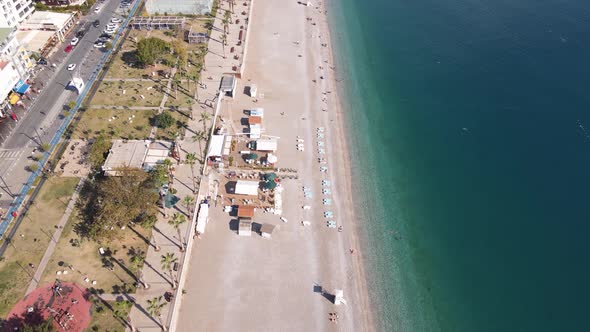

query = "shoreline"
[174, 0, 375, 330]
[312, 0, 377, 330]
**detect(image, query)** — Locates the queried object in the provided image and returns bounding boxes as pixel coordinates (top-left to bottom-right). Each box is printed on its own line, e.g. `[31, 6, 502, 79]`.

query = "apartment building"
[0, 27, 32, 78]
[0, 0, 35, 27]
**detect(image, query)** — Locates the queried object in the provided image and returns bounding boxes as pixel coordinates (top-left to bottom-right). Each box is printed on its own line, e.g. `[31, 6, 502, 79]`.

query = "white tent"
[255, 139, 277, 151]
[235, 180, 259, 196]
[196, 203, 209, 235]
[207, 134, 225, 157]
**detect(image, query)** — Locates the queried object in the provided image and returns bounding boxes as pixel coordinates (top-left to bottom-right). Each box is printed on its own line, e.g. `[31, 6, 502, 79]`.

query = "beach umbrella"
[264, 173, 277, 181]
[264, 181, 278, 190]
[267, 153, 278, 163]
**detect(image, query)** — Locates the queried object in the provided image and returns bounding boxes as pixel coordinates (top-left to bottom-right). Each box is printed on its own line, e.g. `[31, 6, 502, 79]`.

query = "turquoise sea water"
[327, 0, 590, 331]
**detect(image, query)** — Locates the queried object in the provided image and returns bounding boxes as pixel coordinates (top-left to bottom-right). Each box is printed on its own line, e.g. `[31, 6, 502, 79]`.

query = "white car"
[111, 18, 122, 23]
[94, 42, 105, 48]
[70, 37, 79, 46]
[67, 63, 76, 71]
[106, 24, 119, 29]
[94, 6, 101, 13]
[103, 29, 116, 34]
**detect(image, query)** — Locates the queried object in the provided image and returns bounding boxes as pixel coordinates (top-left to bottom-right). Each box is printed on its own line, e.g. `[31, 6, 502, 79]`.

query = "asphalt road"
[0, 0, 128, 207]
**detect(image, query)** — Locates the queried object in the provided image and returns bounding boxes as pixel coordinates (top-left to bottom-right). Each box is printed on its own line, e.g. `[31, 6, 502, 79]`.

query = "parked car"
[70, 37, 80, 46]
[67, 64, 76, 71]
[64, 45, 73, 53]
[111, 18, 122, 23]
[38, 58, 47, 65]
[93, 19, 100, 27]
[94, 6, 102, 13]
[99, 33, 112, 39]
[94, 42, 106, 48]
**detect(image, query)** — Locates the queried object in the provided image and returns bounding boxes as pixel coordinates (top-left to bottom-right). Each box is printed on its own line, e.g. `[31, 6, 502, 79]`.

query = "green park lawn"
[72, 108, 156, 140]
[39, 211, 152, 296]
[0, 177, 80, 317]
[90, 81, 165, 107]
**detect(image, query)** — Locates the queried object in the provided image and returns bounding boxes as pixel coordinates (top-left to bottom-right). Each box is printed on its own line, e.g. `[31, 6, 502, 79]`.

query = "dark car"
[93, 19, 100, 27]
[99, 33, 112, 39]
[76, 30, 85, 38]
[38, 58, 47, 65]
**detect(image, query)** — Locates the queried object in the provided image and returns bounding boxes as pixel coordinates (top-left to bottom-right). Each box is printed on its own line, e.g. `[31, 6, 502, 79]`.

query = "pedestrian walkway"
[126, 2, 253, 330]
[25, 177, 86, 295]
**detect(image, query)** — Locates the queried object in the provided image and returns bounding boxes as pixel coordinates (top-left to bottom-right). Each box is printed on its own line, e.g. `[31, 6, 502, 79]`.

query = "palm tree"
[185, 153, 198, 192]
[221, 33, 227, 58]
[161, 253, 178, 289]
[192, 130, 206, 159]
[200, 111, 211, 133]
[140, 214, 161, 251]
[169, 213, 187, 251]
[114, 299, 136, 331]
[183, 196, 195, 220]
[222, 11, 230, 35]
[129, 248, 149, 289]
[162, 158, 173, 176]
[147, 296, 167, 331]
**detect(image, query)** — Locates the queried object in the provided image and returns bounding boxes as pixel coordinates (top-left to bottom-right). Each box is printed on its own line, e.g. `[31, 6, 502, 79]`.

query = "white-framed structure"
[234, 180, 259, 196]
[195, 203, 209, 235]
[145, 0, 213, 15]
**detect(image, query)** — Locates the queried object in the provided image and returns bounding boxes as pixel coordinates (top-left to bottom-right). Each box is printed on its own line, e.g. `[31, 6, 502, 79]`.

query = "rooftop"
[237, 205, 255, 218]
[102, 140, 150, 175]
[21, 11, 74, 30]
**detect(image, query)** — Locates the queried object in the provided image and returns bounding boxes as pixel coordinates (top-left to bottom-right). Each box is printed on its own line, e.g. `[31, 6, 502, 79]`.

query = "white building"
[19, 11, 76, 42]
[0, 27, 32, 79]
[0, 59, 20, 115]
[0, 0, 34, 27]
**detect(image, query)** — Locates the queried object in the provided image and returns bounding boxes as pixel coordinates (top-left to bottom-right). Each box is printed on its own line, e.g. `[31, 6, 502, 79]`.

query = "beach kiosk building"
[260, 223, 276, 238]
[234, 180, 259, 196]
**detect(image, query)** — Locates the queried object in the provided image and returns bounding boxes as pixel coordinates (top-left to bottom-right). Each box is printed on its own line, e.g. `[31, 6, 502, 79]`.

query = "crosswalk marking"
[0, 149, 23, 159]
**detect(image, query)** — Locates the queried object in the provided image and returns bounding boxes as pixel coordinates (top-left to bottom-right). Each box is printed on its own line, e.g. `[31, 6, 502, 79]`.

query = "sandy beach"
[175, 0, 374, 330]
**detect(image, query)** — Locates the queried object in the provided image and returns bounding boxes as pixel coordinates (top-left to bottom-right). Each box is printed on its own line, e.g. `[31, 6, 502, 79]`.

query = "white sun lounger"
[301, 221, 311, 226]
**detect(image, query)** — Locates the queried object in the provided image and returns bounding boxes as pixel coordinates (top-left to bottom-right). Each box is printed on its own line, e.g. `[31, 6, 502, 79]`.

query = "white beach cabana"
[255, 139, 278, 151]
[238, 218, 252, 236]
[249, 124, 261, 139]
[235, 180, 259, 196]
[250, 107, 264, 117]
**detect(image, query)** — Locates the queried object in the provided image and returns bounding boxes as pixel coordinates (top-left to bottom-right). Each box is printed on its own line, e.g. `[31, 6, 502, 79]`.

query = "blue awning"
[13, 80, 30, 94]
